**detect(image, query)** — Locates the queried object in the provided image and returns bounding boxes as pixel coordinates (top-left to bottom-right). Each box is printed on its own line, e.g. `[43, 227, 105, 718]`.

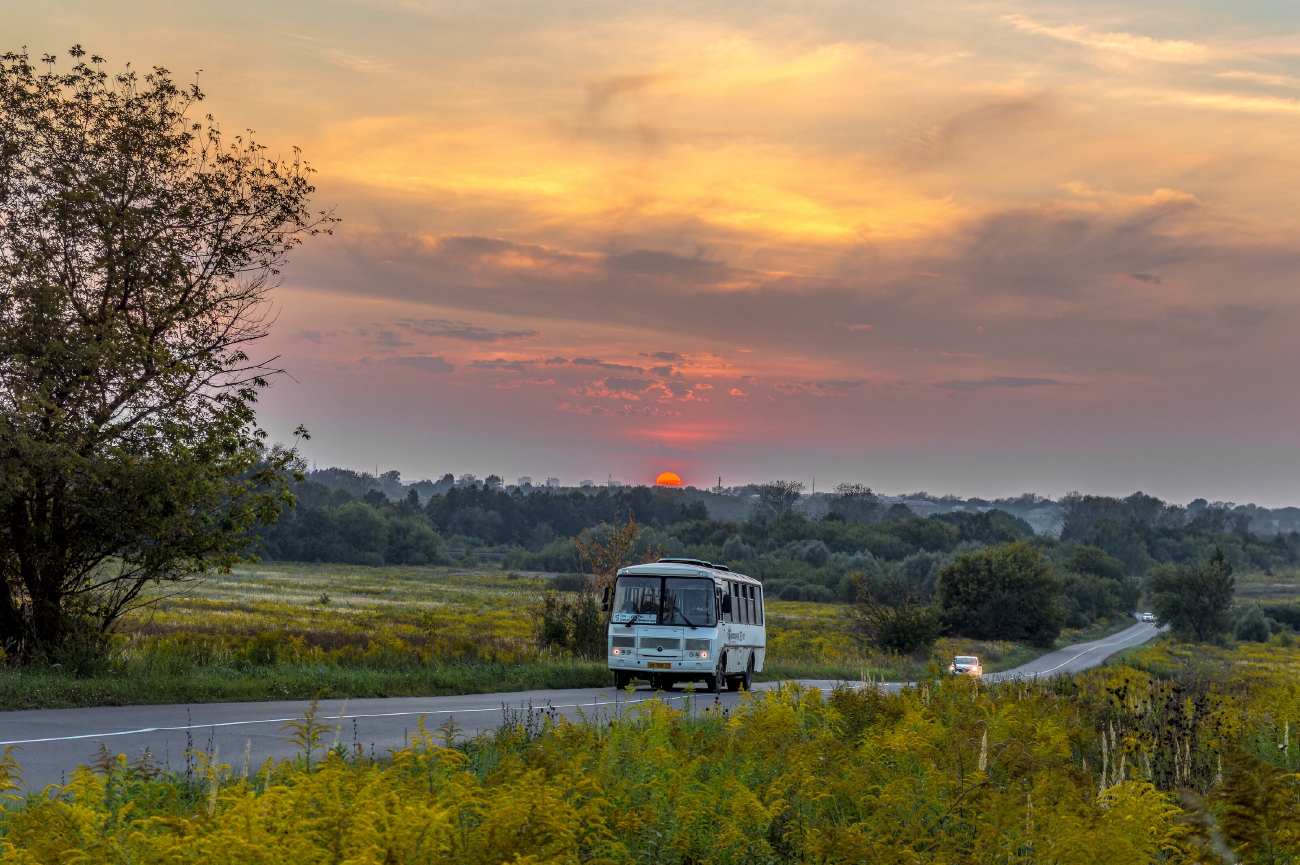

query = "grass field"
[0, 563, 1132, 710]
[1234, 567, 1300, 604]
[3, 638, 1298, 862]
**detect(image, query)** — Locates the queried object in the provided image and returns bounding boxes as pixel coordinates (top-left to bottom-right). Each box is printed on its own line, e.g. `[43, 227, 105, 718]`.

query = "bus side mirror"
[721, 595, 732, 615]
[601, 586, 610, 612]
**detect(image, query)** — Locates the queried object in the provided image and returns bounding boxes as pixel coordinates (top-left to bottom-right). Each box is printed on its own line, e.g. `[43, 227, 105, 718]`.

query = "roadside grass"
[0, 659, 611, 711]
[0, 562, 1145, 709]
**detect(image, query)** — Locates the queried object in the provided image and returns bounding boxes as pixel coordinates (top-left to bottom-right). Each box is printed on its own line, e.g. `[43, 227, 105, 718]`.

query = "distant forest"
[253, 468, 1300, 617]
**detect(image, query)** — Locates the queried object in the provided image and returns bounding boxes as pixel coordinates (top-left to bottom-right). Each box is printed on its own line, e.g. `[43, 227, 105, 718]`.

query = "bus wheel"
[706, 660, 725, 693]
[613, 670, 631, 690]
[739, 653, 753, 691]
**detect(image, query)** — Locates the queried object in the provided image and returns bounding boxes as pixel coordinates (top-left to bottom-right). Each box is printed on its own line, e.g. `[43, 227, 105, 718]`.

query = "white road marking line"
[0, 691, 711, 747]
[992, 624, 1157, 680]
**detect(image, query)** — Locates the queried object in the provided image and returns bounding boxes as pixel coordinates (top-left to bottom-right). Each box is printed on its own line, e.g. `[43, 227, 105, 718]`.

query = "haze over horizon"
[10, 1, 1300, 506]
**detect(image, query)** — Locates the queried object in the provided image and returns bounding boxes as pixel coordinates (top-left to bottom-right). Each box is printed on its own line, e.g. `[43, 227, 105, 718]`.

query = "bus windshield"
[611, 576, 660, 624]
[663, 578, 716, 627]
[611, 576, 716, 626]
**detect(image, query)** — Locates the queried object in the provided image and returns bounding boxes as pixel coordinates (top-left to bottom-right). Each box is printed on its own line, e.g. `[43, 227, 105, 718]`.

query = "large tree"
[936, 541, 1063, 647]
[1147, 548, 1235, 643]
[750, 480, 804, 530]
[826, 482, 881, 525]
[0, 48, 331, 658]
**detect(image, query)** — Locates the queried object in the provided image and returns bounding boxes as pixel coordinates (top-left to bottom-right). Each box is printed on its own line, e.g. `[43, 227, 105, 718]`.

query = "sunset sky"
[9, 1, 1300, 504]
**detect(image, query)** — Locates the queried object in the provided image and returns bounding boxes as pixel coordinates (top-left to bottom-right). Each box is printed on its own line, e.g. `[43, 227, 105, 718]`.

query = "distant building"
[607, 479, 623, 488]
[580, 479, 594, 487]
[546, 477, 560, 488]
[517, 476, 532, 487]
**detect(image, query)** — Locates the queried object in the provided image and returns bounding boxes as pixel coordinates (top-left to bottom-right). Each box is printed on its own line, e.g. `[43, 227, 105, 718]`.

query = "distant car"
[949, 655, 982, 677]
[1141, 613, 1155, 623]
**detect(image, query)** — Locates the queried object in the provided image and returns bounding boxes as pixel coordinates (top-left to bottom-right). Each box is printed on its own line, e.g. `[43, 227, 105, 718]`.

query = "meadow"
[0, 563, 1120, 710]
[1, 638, 1297, 862]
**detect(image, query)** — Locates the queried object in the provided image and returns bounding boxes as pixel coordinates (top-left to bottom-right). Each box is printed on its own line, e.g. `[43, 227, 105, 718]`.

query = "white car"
[948, 655, 982, 677]
[1141, 613, 1155, 623]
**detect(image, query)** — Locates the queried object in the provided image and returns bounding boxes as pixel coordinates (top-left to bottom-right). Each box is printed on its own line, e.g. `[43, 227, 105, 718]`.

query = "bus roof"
[617, 560, 761, 586]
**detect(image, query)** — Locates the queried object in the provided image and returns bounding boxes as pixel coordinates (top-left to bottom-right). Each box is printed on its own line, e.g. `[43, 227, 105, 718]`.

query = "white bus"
[603, 558, 765, 692]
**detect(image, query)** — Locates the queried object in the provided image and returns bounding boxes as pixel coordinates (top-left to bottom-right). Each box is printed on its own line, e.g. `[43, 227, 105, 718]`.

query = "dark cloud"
[1218, 305, 1270, 328]
[600, 376, 655, 392]
[907, 96, 1053, 163]
[553, 357, 644, 372]
[605, 249, 725, 278]
[397, 318, 541, 342]
[469, 358, 531, 372]
[583, 73, 659, 120]
[374, 330, 412, 347]
[932, 376, 1068, 392]
[394, 356, 455, 374]
[771, 379, 870, 396]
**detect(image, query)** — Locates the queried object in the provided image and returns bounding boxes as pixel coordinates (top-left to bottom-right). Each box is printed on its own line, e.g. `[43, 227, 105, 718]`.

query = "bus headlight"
[700, 651, 708, 659]
[612, 647, 621, 655]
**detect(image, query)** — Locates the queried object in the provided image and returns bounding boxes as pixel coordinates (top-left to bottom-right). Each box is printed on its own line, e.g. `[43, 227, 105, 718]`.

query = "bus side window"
[756, 586, 764, 625]
[747, 586, 756, 624]
[739, 584, 749, 625]
[723, 581, 734, 623]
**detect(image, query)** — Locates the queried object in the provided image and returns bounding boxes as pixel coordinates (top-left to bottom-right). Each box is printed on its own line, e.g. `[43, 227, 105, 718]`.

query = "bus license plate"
[647, 662, 671, 669]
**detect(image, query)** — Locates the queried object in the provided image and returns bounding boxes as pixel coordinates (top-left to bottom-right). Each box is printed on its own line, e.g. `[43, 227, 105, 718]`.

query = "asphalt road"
[0, 619, 1160, 791]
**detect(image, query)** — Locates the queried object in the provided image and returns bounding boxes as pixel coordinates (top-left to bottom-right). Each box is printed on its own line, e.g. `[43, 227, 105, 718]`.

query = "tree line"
[253, 476, 1300, 648]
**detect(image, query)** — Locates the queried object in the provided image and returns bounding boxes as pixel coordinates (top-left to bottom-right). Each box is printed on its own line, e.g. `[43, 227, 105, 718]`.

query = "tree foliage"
[826, 482, 880, 524]
[573, 508, 661, 597]
[937, 541, 1063, 646]
[1234, 604, 1271, 643]
[850, 570, 941, 654]
[1056, 545, 1142, 628]
[1147, 548, 1236, 643]
[749, 480, 804, 529]
[0, 48, 330, 657]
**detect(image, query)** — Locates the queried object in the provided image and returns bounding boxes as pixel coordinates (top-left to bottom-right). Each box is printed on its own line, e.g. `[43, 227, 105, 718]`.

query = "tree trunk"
[0, 578, 24, 655]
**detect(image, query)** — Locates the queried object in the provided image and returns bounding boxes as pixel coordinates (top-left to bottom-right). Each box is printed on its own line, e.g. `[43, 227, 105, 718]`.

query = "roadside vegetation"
[2, 638, 1297, 862]
[0, 564, 1123, 710]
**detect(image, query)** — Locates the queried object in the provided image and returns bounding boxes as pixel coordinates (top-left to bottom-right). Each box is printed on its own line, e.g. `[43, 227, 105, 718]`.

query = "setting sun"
[655, 471, 682, 487]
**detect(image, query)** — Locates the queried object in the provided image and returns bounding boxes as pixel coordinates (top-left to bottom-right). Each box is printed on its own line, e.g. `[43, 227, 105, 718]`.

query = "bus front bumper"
[608, 656, 708, 670]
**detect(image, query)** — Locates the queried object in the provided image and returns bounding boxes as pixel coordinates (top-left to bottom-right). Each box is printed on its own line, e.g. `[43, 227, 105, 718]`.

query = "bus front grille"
[639, 638, 681, 651]
[611, 636, 636, 648]
[684, 639, 710, 651]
